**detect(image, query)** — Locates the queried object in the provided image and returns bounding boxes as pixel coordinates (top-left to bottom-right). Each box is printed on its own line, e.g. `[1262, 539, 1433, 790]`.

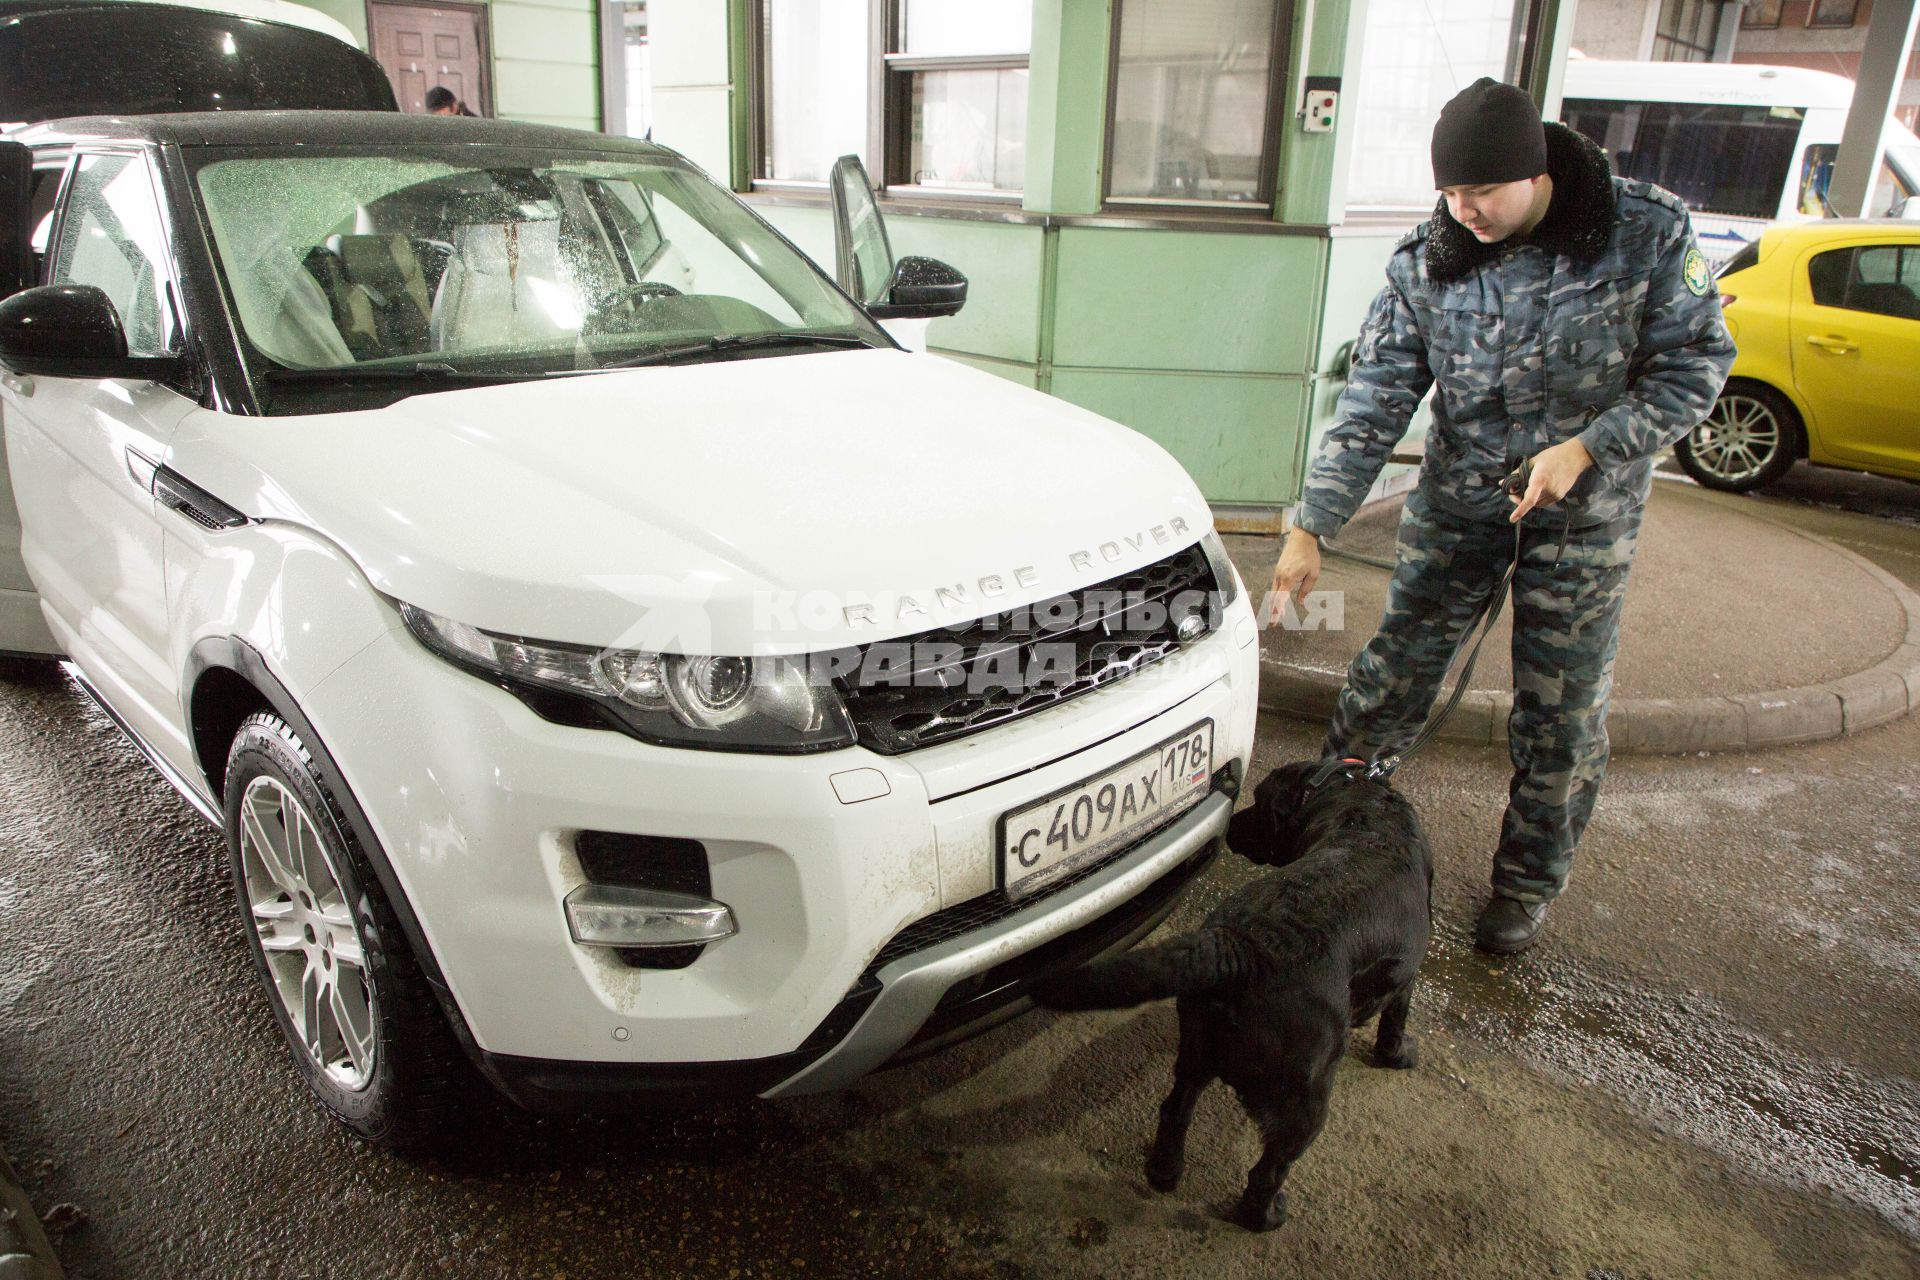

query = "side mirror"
[828, 154, 896, 307]
[0, 285, 186, 380]
[867, 256, 968, 320]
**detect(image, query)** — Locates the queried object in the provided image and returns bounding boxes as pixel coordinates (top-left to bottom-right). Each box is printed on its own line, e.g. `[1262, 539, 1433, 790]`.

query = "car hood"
[168, 348, 1216, 653]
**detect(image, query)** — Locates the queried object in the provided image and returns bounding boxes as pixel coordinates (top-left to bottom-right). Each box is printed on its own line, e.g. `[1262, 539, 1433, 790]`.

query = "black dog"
[1029, 760, 1433, 1231]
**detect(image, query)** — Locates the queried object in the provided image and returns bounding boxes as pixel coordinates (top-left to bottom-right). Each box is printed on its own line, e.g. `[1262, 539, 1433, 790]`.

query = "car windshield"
[191, 147, 888, 389]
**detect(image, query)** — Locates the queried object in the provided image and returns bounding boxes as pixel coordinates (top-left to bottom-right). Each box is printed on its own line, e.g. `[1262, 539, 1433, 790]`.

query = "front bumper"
[298, 594, 1259, 1096]
[481, 791, 1228, 1109]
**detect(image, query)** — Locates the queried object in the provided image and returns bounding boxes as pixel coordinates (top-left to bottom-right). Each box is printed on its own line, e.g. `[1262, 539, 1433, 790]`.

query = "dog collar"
[1305, 755, 1389, 793]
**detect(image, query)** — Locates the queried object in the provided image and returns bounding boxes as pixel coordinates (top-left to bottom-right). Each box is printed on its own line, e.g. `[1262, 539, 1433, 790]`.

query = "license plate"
[999, 720, 1214, 899]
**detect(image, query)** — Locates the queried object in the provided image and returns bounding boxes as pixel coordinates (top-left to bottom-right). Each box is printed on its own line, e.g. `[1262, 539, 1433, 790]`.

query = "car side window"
[27, 161, 68, 283]
[593, 179, 666, 277]
[48, 152, 178, 356]
[1809, 245, 1920, 322]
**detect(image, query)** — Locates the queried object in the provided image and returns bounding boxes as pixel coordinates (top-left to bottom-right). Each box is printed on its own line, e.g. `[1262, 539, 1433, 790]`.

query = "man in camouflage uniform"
[1269, 79, 1734, 953]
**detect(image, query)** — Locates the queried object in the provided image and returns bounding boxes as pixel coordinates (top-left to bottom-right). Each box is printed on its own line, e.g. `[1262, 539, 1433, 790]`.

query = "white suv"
[0, 112, 1259, 1144]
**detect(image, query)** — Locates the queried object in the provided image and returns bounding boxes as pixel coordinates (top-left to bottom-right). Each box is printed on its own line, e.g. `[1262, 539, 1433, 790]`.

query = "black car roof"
[0, 0, 278, 19]
[10, 110, 676, 156]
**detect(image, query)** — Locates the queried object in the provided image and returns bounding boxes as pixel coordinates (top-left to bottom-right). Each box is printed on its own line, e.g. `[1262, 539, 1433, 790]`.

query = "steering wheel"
[587, 280, 684, 334]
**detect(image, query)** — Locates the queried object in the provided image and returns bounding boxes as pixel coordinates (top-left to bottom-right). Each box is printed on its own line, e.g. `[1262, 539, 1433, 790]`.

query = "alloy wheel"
[1686, 394, 1784, 485]
[237, 775, 378, 1091]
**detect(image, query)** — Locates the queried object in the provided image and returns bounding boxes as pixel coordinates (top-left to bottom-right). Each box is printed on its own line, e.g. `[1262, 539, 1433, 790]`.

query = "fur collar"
[1424, 121, 1619, 284]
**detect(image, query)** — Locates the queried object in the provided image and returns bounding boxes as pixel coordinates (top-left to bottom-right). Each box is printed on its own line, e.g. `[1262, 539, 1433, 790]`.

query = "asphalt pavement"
[1, 461, 1916, 1279]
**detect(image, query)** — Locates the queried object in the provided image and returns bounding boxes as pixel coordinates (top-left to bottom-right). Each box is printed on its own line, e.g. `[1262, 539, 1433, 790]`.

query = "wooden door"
[368, 1, 491, 116]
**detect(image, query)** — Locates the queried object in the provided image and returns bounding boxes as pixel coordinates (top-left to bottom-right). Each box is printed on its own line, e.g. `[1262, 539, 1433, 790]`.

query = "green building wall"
[641, 0, 1421, 516]
[653, 0, 1608, 517]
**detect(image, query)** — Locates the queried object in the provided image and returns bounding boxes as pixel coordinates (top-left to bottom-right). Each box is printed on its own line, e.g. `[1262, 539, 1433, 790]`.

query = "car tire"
[224, 711, 468, 1148]
[1674, 383, 1800, 493]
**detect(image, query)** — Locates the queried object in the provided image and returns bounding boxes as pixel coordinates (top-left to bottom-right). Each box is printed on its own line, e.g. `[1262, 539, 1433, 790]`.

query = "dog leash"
[1306, 458, 1566, 792]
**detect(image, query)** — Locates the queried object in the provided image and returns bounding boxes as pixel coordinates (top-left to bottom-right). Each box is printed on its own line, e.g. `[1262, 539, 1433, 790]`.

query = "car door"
[2, 148, 199, 745]
[0, 144, 67, 657]
[1790, 238, 1920, 477]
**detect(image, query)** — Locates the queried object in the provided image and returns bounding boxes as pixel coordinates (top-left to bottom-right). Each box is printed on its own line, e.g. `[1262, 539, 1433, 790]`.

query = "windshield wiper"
[262, 361, 542, 384]
[599, 331, 878, 370]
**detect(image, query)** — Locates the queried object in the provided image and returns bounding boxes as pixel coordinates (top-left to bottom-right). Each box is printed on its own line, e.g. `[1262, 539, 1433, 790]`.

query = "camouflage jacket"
[1296, 122, 1736, 538]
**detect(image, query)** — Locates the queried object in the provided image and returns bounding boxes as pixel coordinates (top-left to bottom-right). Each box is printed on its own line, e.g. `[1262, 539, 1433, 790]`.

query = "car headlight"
[399, 603, 855, 753]
[1200, 531, 1241, 607]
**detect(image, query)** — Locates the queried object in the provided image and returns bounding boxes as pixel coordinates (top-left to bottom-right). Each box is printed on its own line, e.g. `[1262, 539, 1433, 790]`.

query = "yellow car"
[1675, 221, 1920, 492]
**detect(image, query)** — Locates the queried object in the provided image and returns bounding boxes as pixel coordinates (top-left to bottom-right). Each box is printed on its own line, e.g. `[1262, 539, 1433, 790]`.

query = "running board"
[63, 662, 223, 828]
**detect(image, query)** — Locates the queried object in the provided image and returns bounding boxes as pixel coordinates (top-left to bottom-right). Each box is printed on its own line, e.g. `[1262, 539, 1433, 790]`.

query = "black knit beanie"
[1431, 77, 1548, 187]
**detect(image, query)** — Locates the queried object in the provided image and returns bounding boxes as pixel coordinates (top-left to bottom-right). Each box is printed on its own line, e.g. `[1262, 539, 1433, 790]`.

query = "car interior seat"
[429, 219, 579, 353]
[300, 233, 435, 360]
[1845, 281, 1920, 321]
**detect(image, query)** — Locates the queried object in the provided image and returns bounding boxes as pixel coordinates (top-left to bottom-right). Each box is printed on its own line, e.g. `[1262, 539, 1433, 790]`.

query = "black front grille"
[837, 543, 1221, 755]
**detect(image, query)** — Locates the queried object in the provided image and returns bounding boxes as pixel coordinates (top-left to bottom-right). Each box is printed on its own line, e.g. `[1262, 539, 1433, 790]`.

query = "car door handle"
[1805, 334, 1859, 355]
[1, 372, 31, 397]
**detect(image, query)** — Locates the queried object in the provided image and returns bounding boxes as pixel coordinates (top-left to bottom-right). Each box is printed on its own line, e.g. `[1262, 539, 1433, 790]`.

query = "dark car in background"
[0, 0, 396, 126]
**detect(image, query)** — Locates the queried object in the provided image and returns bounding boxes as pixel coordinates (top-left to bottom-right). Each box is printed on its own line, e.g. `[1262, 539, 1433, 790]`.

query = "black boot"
[1475, 895, 1550, 954]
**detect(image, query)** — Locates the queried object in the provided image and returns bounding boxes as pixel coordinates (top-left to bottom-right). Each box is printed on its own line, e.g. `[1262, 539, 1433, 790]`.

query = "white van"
[1562, 59, 1920, 261]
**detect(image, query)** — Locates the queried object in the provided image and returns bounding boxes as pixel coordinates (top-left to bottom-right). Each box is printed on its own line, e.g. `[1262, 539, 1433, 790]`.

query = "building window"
[1651, 0, 1719, 61]
[884, 0, 1031, 193]
[754, 0, 1029, 194]
[1106, 0, 1289, 206]
[1807, 0, 1859, 27]
[1345, 0, 1527, 210]
[620, 3, 650, 137]
[757, 0, 874, 183]
[1740, 0, 1782, 28]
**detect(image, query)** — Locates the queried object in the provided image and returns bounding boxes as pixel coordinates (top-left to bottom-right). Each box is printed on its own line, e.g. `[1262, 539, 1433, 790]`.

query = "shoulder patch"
[1617, 178, 1688, 215]
[1683, 247, 1711, 296]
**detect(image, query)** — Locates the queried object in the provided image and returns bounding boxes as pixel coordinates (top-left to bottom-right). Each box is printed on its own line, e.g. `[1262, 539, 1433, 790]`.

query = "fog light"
[564, 885, 737, 948]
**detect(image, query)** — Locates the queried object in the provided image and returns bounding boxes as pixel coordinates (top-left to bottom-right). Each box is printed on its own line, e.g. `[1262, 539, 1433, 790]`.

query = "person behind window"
[424, 86, 476, 117]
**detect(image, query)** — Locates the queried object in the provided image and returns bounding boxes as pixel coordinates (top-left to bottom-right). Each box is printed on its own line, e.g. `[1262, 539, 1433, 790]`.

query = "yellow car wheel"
[1675, 383, 1801, 493]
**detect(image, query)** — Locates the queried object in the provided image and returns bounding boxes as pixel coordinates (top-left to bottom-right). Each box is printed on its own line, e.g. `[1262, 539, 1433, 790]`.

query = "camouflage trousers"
[1323, 489, 1643, 902]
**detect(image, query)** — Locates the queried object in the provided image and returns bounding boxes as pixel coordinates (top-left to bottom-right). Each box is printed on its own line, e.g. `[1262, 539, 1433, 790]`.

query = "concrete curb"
[1258, 497, 1920, 756]
[0, 1147, 63, 1280]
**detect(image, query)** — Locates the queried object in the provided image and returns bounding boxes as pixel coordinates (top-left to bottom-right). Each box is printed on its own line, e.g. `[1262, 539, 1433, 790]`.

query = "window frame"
[1099, 0, 1294, 213]
[748, 0, 1031, 205]
[1806, 0, 1859, 28]
[1651, 0, 1719, 62]
[1808, 243, 1920, 321]
[47, 146, 187, 358]
[598, 0, 651, 140]
[27, 153, 76, 287]
[880, 4, 1030, 198]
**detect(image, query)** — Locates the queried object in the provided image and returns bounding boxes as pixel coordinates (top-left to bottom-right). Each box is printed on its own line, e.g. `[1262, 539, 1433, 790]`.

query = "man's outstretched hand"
[1509, 438, 1596, 523]
[1267, 527, 1322, 625]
